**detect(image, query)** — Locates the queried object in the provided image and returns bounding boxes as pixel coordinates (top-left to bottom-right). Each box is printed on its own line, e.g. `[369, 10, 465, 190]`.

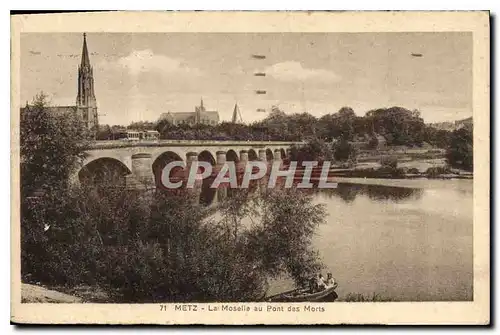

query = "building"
[21, 33, 99, 130]
[159, 98, 220, 126]
[429, 117, 473, 132]
[455, 116, 473, 130]
[75, 33, 99, 129]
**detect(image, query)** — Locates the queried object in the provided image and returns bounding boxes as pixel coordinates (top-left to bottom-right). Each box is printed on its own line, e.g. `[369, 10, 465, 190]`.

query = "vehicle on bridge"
[112, 130, 160, 142]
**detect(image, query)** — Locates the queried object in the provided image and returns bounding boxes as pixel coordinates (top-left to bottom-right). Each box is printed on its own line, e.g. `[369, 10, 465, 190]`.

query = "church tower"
[76, 33, 98, 130]
[232, 103, 242, 123]
[195, 97, 205, 123]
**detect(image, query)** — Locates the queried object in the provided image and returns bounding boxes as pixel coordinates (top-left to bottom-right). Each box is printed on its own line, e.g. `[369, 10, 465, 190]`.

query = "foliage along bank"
[20, 94, 327, 303]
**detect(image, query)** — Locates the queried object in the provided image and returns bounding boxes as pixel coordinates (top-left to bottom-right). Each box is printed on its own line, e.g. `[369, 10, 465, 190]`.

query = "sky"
[20, 32, 472, 125]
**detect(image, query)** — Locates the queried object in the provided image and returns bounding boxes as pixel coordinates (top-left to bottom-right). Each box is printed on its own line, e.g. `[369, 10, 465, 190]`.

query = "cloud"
[265, 61, 341, 83]
[104, 49, 202, 76]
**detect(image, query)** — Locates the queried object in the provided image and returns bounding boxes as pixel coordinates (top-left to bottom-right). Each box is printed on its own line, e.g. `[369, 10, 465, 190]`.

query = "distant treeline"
[96, 106, 465, 149]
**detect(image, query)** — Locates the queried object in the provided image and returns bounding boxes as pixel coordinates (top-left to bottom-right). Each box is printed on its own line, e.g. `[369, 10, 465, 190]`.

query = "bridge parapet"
[89, 140, 304, 150]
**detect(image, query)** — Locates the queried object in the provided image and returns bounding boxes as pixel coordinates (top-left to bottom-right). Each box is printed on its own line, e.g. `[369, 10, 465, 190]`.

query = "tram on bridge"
[111, 130, 160, 142]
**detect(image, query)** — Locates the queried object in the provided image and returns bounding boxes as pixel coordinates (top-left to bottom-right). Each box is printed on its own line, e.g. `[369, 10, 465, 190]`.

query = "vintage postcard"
[10, 11, 490, 325]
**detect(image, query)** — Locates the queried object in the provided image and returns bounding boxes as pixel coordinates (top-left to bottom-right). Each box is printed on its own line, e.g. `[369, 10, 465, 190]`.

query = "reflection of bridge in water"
[77, 140, 301, 191]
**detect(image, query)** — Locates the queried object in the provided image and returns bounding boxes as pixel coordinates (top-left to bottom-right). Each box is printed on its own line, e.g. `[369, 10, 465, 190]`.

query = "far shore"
[325, 176, 473, 190]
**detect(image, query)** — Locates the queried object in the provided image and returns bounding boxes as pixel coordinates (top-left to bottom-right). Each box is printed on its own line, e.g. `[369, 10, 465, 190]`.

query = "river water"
[265, 178, 473, 301]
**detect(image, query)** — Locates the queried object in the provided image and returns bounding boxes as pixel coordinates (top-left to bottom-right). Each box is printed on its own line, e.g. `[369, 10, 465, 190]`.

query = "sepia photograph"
[10, 11, 490, 325]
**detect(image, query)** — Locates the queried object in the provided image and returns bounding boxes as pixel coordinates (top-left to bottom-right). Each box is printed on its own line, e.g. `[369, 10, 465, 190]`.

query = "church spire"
[232, 103, 242, 123]
[80, 33, 90, 68]
[76, 33, 98, 130]
[77, 32, 95, 107]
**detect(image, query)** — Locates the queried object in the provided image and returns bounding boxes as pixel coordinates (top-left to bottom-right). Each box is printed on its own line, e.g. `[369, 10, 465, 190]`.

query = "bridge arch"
[79, 157, 131, 188]
[248, 149, 258, 161]
[226, 149, 239, 162]
[280, 148, 287, 160]
[198, 150, 216, 165]
[266, 148, 274, 161]
[152, 151, 184, 188]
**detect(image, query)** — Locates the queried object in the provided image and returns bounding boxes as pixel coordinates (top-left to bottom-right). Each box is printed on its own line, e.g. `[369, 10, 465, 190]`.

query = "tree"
[287, 113, 318, 140]
[446, 127, 473, 171]
[334, 107, 356, 141]
[20, 92, 92, 285]
[219, 188, 326, 289]
[316, 107, 356, 141]
[380, 156, 398, 169]
[127, 121, 156, 131]
[23, 183, 327, 302]
[317, 114, 336, 141]
[365, 106, 426, 146]
[289, 139, 334, 163]
[255, 106, 290, 141]
[20, 92, 91, 196]
[424, 126, 452, 148]
[96, 124, 112, 140]
[333, 139, 357, 163]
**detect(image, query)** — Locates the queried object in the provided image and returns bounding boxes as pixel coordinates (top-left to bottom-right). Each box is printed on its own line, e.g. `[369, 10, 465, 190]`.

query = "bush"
[333, 139, 357, 162]
[446, 127, 473, 171]
[425, 166, 451, 178]
[407, 167, 420, 174]
[380, 156, 398, 169]
[22, 185, 326, 302]
[367, 136, 379, 149]
[21, 93, 328, 303]
[289, 139, 334, 163]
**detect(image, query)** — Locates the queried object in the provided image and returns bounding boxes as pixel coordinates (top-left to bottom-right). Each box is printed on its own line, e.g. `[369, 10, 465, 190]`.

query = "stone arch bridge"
[77, 140, 302, 188]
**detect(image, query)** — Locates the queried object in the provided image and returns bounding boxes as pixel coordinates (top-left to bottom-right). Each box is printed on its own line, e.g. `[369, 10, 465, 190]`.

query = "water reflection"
[199, 179, 424, 207]
[319, 183, 424, 203]
[164, 173, 472, 301]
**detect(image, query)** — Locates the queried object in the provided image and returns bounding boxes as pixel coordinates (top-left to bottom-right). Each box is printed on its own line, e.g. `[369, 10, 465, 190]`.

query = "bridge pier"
[214, 150, 227, 203]
[216, 150, 226, 171]
[185, 152, 201, 204]
[186, 152, 198, 166]
[258, 149, 267, 161]
[274, 149, 282, 162]
[131, 153, 155, 189]
[240, 150, 249, 164]
[68, 171, 80, 188]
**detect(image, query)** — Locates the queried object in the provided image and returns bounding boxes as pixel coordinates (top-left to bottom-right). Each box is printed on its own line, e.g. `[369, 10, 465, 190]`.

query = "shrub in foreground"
[22, 185, 326, 302]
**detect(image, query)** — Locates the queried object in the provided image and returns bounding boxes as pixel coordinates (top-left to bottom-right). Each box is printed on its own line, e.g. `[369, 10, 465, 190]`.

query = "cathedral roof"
[159, 111, 220, 121]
